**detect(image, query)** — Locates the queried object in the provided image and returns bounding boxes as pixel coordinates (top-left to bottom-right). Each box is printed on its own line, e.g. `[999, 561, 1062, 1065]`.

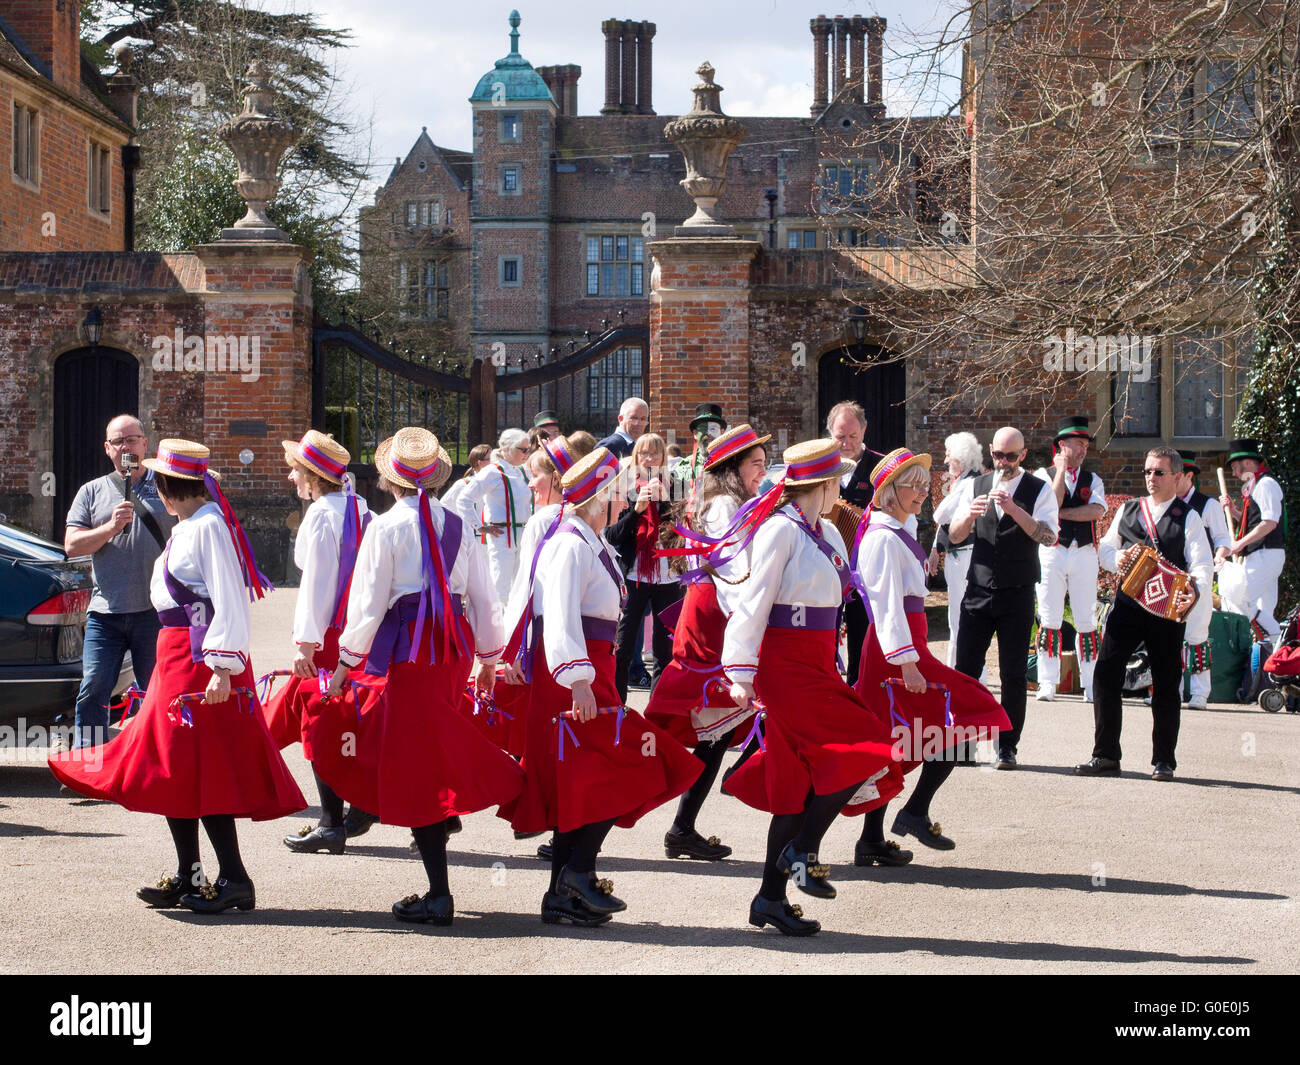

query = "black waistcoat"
[1058, 466, 1099, 548]
[1184, 489, 1216, 557]
[1115, 497, 1190, 571]
[839, 454, 876, 510]
[1242, 476, 1286, 554]
[968, 471, 1046, 589]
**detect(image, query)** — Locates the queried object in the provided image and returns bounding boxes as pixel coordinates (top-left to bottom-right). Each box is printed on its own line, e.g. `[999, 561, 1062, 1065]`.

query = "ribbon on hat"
[330, 476, 368, 630]
[299, 440, 347, 481]
[541, 436, 577, 475]
[201, 470, 274, 602]
[517, 505, 568, 682]
[562, 451, 621, 505]
[410, 485, 469, 666]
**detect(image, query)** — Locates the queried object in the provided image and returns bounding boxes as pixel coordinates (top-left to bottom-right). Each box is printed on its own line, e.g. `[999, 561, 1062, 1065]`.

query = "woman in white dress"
[454, 429, 534, 602]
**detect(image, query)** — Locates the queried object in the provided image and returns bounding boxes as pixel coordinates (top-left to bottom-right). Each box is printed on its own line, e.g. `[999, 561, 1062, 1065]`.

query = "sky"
[301, 0, 967, 199]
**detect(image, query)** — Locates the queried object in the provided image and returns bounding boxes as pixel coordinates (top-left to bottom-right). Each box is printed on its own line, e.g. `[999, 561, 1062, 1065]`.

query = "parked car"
[0, 518, 133, 727]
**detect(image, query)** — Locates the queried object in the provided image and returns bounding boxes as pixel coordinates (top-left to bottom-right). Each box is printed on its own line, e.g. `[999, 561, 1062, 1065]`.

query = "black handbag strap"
[132, 495, 168, 551]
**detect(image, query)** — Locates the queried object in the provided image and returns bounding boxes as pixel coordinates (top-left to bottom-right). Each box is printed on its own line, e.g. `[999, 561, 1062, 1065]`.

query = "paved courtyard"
[2, 587, 1296, 974]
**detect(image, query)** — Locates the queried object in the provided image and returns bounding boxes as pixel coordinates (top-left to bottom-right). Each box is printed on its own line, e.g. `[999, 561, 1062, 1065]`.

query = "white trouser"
[944, 546, 973, 669]
[1182, 578, 1213, 700]
[1220, 548, 1285, 638]
[484, 535, 521, 603]
[1036, 542, 1099, 688]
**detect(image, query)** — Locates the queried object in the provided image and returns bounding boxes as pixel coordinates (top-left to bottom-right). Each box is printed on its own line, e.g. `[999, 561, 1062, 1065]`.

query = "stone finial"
[509, 10, 521, 54]
[218, 60, 295, 241]
[663, 62, 748, 236]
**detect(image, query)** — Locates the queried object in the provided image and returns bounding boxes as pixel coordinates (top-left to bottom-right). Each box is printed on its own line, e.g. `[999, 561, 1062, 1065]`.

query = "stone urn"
[218, 60, 295, 241]
[663, 62, 747, 236]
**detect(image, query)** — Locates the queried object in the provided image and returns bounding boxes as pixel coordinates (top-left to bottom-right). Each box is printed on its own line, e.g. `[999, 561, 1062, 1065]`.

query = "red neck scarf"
[635, 475, 661, 582]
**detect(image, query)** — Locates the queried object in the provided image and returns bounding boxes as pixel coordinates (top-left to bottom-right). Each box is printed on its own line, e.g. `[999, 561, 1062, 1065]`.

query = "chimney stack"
[866, 17, 885, 108]
[810, 14, 883, 115]
[538, 63, 582, 115]
[849, 16, 865, 104]
[635, 22, 655, 114]
[5, 0, 82, 91]
[601, 19, 622, 113]
[810, 16, 831, 115]
[601, 18, 655, 115]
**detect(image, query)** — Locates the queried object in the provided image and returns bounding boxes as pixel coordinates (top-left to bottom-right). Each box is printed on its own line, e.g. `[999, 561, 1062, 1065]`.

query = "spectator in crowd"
[440, 443, 492, 514]
[827, 400, 877, 686]
[63, 414, 176, 753]
[597, 397, 650, 459]
[928, 431, 985, 668]
[454, 429, 535, 601]
[534, 410, 562, 441]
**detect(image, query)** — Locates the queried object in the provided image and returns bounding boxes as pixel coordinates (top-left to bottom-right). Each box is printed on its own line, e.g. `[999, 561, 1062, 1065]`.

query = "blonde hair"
[874, 463, 931, 510]
[631, 432, 666, 472]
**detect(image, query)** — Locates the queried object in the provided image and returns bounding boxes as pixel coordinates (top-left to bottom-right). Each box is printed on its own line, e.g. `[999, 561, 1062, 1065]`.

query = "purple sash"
[768, 604, 839, 630]
[564, 521, 627, 608]
[516, 506, 568, 682]
[330, 500, 372, 630]
[859, 521, 929, 625]
[364, 591, 465, 675]
[158, 546, 215, 664]
[779, 510, 852, 601]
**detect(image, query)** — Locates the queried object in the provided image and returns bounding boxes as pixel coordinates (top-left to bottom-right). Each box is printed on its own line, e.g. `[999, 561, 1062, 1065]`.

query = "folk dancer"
[454, 429, 534, 602]
[1218, 437, 1288, 641]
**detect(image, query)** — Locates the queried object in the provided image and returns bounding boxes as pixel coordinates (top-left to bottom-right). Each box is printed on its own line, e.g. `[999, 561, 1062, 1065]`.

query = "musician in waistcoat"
[828, 401, 877, 686]
[1218, 438, 1288, 640]
[1075, 446, 1212, 782]
[1033, 416, 1107, 702]
[1175, 451, 1232, 708]
[948, 426, 1060, 770]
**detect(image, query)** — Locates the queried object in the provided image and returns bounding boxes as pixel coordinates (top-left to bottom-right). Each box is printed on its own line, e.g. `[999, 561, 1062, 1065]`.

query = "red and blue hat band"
[299, 441, 346, 480]
[871, 450, 916, 493]
[708, 428, 762, 467]
[786, 450, 842, 482]
[155, 446, 209, 478]
[563, 453, 620, 504]
[542, 437, 577, 474]
[391, 456, 440, 483]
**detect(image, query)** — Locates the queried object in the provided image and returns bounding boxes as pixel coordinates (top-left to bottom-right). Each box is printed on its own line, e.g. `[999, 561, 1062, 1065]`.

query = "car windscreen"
[0, 521, 66, 562]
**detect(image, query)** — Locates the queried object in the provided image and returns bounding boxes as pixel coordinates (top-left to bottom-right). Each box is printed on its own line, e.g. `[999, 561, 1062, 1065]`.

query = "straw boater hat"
[142, 438, 212, 480]
[561, 446, 623, 505]
[704, 423, 771, 471]
[376, 427, 446, 491]
[541, 434, 580, 475]
[779, 438, 856, 486]
[281, 429, 350, 485]
[869, 447, 932, 497]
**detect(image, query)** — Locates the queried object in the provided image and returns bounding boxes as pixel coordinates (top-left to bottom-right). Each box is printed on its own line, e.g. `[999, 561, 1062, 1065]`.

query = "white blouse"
[534, 517, 625, 689]
[857, 512, 927, 665]
[439, 474, 474, 514]
[721, 505, 849, 682]
[150, 501, 251, 674]
[455, 460, 534, 536]
[504, 501, 563, 635]
[698, 495, 748, 615]
[292, 491, 371, 649]
[1033, 466, 1108, 529]
[337, 495, 504, 668]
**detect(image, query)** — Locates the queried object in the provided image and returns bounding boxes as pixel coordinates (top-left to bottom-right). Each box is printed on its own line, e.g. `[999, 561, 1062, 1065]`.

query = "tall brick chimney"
[601, 19, 622, 113]
[3, 0, 82, 91]
[600, 18, 653, 115]
[635, 21, 655, 115]
[810, 16, 831, 115]
[866, 17, 885, 108]
[538, 63, 581, 115]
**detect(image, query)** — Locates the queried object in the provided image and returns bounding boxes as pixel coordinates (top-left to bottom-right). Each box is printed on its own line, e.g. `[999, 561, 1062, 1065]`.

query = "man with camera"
[63, 415, 175, 753]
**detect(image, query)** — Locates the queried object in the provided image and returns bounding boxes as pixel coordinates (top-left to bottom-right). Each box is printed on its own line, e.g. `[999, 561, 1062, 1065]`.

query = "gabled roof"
[383, 127, 471, 192]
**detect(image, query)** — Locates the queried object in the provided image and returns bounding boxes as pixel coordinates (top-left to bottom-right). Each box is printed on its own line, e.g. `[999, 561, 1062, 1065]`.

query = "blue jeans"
[73, 610, 161, 749]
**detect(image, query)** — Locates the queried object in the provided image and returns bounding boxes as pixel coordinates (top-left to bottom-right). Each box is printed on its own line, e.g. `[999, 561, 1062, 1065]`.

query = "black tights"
[550, 818, 617, 893]
[759, 782, 863, 901]
[165, 814, 249, 886]
[315, 770, 344, 829]
[410, 822, 450, 897]
[856, 759, 957, 843]
[672, 727, 736, 834]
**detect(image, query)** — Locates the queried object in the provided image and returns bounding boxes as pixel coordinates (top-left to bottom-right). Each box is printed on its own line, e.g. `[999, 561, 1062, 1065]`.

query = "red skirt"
[461, 667, 530, 758]
[48, 627, 306, 821]
[852, 612, 1011, 777]
[723, 628, 905, 816]
[500, 636, 703, 834]
[644, 581, 753, 747]
[263, 626, 342, 759]
[307, 617, 524, 828]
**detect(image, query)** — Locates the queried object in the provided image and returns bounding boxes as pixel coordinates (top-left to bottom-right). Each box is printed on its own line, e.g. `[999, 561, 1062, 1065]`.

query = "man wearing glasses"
[1076, 446, 1211, 782]
[63, 415, 176, 753]
[948, 426, 1060, 770]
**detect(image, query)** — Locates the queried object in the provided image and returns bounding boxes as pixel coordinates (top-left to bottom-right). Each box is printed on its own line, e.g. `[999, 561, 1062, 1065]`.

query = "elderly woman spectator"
[928, 432, 985, 668]
[454, 429, 535, 601]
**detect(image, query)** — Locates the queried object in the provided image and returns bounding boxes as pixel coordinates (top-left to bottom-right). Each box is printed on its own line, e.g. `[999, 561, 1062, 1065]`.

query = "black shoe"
[1151, 762, 1175, 782]
[854, 839, 914, 867]
[665, 827, 732, 861]
[283, 824, 346, 854]
[777, 842, 836, 898]
[137, 875, 188, 908]
[1074, 756, 1121, 776]
[994, 749, 1017, 770]
[444, 816, 463, 837]
[749, 894, 820, 936]
[536, 842, 553, 861]
[891, 810, 955, 850]
[178, 877, 255, 914]
[628, 671, 652, 690]
[541, 891, 613, 926]
[342, 807, 378, 839]
[556, 866, 626, 915]
[393, 891, 454, 925]
[514, 829, 545, 840]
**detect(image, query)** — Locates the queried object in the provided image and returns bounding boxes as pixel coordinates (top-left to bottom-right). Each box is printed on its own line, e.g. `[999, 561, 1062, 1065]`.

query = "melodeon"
[1118, 544, 1198, 622]
[830, 499, 865, 546]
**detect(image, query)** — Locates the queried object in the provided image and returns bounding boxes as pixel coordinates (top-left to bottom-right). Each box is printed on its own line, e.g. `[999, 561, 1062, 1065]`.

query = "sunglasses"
[1143, 469, 1170, 477]
[989, 450, 1021, 461]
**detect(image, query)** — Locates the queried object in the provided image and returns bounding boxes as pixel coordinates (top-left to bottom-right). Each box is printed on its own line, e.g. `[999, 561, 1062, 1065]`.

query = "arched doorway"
[817, 342, 905, 456]
[53, 347, 139, 542]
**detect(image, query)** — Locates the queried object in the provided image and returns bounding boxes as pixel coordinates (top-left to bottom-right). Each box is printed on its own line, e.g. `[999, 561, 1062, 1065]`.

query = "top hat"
[705, 424, 771, 471]
[780, 439, 856, 486]
[142, 439, 212, 481]
[689, 403, 728, 433]
[1054, 416, 1095, 442]
[281, 429, 350, 485]
[1227, 438, 1265, 464]
[561, 447, 623, 505]
[534, 409, 560, 430]
[1179, 449, 1200, 473]
[870, 447, 933, 496]
[376, 427, 447, 491]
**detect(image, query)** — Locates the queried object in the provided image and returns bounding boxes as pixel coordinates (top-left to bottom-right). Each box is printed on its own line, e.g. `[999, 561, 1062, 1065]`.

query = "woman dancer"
[317, 427, 524, 926]
[927, 433, 984, 668]
[646, 423, 769, 861]
[501, 448, 702, 927]
[50, 439, 304, 914]
[263, 430, 372, 855]
[453, 428, 534, 603]
[851, 448, 1010, 862]
[720, 439, 905, 937]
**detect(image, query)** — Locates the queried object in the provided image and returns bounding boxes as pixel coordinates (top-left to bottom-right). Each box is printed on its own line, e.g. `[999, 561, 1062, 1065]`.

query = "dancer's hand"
[729, 680, 754, 711]
[570, 679, 598, 722]
[502, 661, 526, 685]
[292, 642, 316, 679]
[900, 661, 926, 694]
[326, 664, 349, 701]
[474, 659, 497, 696]
[205, 667, 231, 705]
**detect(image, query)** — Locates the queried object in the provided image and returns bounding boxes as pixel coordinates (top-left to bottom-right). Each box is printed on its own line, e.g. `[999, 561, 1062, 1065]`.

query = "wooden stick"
[1216, 466, 1229, 499]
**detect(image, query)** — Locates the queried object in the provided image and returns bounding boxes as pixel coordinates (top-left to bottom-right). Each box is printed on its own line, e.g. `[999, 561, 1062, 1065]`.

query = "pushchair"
[1257, 604, 1300, 712]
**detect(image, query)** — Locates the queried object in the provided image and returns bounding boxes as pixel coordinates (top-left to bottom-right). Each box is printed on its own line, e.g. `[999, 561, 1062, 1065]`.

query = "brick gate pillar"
[647, 236, 759, 444]
[193, 240, 313, 580]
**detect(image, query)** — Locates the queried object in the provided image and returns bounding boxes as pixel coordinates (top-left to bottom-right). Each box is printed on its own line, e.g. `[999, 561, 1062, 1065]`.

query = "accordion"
[830, 499, 865, 546]
[1118, 544, 1198, 622]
